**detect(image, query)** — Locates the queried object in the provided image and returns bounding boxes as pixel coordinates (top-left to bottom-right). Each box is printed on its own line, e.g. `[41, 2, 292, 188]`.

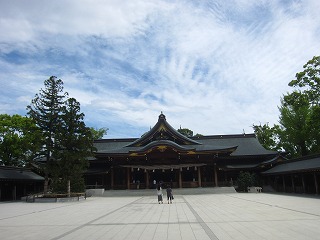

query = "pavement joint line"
[3, 217, 316, 229]
[226, 194, 320, 218]
[0, 202, 83, 221]
[89, 222, 197, 225]
[49, 197, 143, 240]
[182, 196, 219, 240]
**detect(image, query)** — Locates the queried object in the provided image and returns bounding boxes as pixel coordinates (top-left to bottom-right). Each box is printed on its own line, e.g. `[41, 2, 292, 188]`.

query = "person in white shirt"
[156, 184, 163, 204]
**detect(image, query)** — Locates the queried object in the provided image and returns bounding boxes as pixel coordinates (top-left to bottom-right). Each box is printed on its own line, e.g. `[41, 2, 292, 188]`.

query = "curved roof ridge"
[126, 113, 201, 147]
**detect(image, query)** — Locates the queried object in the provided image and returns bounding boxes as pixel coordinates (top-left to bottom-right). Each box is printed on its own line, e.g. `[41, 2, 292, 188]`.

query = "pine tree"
[27, 76, 68, 193]
[54, 98, 94, 194]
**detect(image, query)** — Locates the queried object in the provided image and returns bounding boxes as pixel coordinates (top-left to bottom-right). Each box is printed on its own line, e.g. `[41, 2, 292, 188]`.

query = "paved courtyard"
[1, 193, 320, 240]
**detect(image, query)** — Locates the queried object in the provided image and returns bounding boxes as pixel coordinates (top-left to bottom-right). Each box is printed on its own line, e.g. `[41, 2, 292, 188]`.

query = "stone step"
[98, 187, 236, 197]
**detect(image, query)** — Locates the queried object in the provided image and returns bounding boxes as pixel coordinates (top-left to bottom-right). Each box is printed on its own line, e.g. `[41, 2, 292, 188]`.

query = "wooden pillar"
[179, 169, 182, 188]
[101, 172, 105, 188]
[104, 172, 108, 190]
[13, 185, 16, 201]
[291, 175, 295, 193]
[214, 164, 218, 187]
[314, 172, 319, 194]
[145, 170, 149, 189]
[198, 167, 202, 188]
[273, 176, 277, 191]
[301, 174, 306, 193]
[126, 168, 130, 190]
[67, 180, 71, 197]
[110, 168, 114, 190]
[282, 175, 286, 192]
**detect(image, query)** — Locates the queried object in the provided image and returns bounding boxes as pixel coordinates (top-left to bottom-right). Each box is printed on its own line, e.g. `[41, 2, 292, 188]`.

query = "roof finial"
[159, 111, 166, 120]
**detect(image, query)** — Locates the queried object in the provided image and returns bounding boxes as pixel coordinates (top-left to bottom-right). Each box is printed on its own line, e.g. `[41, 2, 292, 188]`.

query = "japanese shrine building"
[85, 113, 283, 190]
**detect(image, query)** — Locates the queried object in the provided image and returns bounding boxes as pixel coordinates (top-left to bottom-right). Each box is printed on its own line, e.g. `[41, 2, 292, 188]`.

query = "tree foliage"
[90, 127, 108, 140]
[53, 98, 94, 193]
[289, 56, 320, 105]
[0, 114, 42, 167]
[254, 56, 320, 158]
[177, 128, 193, 137]
[27, 76, 67, 193]
[278, 91, 313, 157]
[27, 76, 94, 193]
[252, 123, 280, 151]
[236, 171, 260, 192]
[278, 56, 320, 157]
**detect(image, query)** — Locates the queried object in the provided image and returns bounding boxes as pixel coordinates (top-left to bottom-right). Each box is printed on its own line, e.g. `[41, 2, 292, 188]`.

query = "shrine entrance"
[122, 163, 207, 189]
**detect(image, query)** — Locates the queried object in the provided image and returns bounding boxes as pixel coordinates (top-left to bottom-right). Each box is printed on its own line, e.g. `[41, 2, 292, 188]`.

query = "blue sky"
[0, 0, 319, 138]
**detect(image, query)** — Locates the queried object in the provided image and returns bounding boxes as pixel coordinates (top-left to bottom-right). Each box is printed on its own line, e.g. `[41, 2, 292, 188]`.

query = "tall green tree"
[253, 56, 320, 157]
[287, 56, 320, 155]
[308, 105, 320, 153]
[289, 56, 320, 105]
[0, 114, 42, 167]
[277, 91, 312, 157]
[252, 123, 280, 151]
[53, 98, 94, 194]
[27, 76, 68, 193]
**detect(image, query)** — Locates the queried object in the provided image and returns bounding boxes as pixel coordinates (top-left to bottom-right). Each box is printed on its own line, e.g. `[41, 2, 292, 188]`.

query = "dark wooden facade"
[0, 166, 44, 201]
[262, 154, 320, 194]
[85, 113, 282, 190]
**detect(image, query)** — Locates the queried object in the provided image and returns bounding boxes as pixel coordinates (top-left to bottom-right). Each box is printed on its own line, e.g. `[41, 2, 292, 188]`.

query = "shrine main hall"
[85, 113, 283, 190]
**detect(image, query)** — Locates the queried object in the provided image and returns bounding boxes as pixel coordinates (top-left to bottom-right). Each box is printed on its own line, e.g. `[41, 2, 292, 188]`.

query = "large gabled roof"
[93, 114, 278, 158]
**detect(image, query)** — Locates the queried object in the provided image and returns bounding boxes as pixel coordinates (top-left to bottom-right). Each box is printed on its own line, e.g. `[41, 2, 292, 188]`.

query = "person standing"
[156, 184, 163, 204]
[166, 185, 173, 204]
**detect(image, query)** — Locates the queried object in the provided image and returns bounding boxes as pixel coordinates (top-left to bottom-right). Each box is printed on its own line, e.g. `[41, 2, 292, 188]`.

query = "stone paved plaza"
[1, 192, 320, 240]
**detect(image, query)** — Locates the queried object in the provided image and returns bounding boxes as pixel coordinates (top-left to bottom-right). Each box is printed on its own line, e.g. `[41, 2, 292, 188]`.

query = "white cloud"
[0, 0, 319, 138]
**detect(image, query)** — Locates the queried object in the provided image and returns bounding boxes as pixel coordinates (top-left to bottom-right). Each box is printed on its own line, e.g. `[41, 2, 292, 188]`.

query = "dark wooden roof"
[126, 113, 201, 147]
[191, 134, 276, 156]
[0, 166, 44, 181]
[93, 114, 277, 158]
[262, 154, 320, 175]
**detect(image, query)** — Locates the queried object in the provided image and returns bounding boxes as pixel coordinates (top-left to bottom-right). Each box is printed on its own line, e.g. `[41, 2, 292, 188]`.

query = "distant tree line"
[177, 127, 203, 137]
